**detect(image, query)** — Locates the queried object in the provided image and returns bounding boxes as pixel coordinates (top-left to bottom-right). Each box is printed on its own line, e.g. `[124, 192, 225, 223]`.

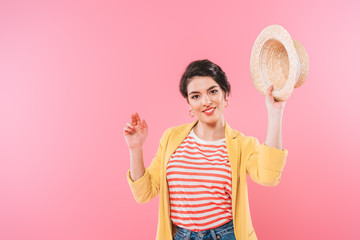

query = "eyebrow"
[188, 85, 219, 95]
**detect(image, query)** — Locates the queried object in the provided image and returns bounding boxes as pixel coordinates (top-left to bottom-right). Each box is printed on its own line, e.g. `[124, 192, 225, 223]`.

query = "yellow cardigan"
[126, 119, 288, 240]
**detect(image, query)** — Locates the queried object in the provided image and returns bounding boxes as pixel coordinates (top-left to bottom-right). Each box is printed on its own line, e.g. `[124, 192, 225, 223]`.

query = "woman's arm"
[124, 112, 148, 182]
[264, 85, 286, 151]
[126, 128, 169, 204]
[245, 85, 288, 186]
[265, 115, 283, 150]
[124, 112, 164, 204]
[129, 147, 145, 181]
[246, 137, 288, 186]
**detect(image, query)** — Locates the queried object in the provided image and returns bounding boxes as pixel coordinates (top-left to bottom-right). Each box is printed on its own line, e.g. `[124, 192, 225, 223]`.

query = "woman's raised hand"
[265, 85, 286, 118]
[123, 112, 148, 149]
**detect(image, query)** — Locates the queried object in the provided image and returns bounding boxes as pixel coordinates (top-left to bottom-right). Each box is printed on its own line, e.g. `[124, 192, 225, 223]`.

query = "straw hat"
[250, 25, 309, 101]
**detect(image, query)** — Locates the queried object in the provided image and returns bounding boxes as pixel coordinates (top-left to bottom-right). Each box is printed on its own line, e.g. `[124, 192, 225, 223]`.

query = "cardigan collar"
[165, 118, 241, 167]
[174, 118, 240, 140]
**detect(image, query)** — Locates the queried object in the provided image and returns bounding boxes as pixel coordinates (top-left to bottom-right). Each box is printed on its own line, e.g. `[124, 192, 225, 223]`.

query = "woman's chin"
[199, 116, 220, 125]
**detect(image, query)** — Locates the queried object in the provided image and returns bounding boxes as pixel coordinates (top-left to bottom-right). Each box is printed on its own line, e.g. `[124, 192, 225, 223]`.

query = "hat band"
[295, 53, 300, 84]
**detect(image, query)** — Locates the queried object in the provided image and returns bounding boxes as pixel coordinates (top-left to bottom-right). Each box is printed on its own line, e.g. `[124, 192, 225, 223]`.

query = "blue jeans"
[173, 219, 236, 240]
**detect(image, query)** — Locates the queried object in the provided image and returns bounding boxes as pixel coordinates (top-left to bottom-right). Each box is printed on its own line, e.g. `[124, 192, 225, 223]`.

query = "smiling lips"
[202, 107, 216, 115]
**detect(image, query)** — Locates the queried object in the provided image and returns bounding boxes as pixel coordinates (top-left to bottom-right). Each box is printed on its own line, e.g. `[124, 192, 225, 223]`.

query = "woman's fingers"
[124, 125, 133, 131]
[125, 113, 140, 132]
[142, 119, 147, 129]
[135, 112, 141, 126]
[127, 122, 134, 129]
[131, 113, 137, 126]
[123, 126, 132, 134]
[127, 112, 145, 132]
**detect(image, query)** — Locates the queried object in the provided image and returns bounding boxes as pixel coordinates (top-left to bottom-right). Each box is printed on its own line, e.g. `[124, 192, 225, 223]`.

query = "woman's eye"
[210, 90, 218, 94]
[191, 95, 199, 99]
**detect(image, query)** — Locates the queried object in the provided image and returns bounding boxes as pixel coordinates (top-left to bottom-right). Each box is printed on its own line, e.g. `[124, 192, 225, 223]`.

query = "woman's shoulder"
[162, 122, 194, 135]
[234, 130, 257, 144]
[225, 122, 255, 140]
[155, 122, 194, 145]
[225, 123, 260, 148]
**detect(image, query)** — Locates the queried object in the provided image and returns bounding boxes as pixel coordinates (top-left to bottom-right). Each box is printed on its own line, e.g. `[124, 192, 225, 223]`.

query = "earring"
[188, 109, 195, 118]
[225, 99, 229, 108]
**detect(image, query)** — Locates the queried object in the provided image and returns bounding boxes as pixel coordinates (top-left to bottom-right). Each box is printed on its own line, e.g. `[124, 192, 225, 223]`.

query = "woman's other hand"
[265, 85, 286, 118]
[123, 112, 148, 149]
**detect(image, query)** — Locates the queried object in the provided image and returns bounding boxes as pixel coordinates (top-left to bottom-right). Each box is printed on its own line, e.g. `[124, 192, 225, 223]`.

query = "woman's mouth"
[202, 107, 216, 116]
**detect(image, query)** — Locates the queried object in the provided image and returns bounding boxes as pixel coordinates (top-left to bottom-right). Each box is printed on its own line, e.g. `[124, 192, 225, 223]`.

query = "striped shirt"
[166, 128, 232, 231]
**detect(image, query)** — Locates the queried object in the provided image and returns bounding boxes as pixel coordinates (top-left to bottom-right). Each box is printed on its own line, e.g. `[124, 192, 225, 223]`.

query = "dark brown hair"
[179, 59, 231, 102]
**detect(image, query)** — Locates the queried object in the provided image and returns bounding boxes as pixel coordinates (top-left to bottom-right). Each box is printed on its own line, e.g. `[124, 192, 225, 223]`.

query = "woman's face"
[187, 76, 227, 125]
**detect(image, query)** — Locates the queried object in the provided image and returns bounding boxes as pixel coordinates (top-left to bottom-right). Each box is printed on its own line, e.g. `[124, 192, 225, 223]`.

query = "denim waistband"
[176, 219, 233, 234]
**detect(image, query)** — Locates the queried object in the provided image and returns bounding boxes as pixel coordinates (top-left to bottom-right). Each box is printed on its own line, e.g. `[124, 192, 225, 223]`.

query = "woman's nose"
[202, 95, 212, 106]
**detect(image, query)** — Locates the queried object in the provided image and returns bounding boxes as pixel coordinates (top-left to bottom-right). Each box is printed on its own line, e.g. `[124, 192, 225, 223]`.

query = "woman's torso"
[166, 128, 232, 232]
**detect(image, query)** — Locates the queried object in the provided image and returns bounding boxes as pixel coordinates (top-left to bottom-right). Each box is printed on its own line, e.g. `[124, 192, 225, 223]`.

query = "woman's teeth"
[203, 107, 215, 115]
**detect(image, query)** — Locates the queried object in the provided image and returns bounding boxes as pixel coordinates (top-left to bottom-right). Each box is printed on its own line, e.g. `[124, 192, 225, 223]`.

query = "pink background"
[1, 0, 359, 239]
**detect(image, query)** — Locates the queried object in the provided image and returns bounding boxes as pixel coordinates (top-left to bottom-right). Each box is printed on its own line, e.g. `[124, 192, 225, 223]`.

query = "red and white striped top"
[166, 128, 232, 231]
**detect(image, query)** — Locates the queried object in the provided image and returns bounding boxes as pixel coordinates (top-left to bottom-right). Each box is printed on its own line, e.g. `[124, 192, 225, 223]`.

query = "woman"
[123, 59, 288, 240]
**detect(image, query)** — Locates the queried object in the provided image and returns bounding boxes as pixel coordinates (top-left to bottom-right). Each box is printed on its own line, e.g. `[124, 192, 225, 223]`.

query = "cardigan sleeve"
[126, 128, 169, 204]
[246, 137, 288, 186]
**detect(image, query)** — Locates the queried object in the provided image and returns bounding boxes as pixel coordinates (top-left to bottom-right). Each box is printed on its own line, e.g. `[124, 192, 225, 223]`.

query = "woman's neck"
[193, 118, 226, 141]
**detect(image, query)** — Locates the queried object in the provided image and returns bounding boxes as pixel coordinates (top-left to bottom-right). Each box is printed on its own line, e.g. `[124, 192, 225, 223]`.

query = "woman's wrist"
[129, 145, 143, 151]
